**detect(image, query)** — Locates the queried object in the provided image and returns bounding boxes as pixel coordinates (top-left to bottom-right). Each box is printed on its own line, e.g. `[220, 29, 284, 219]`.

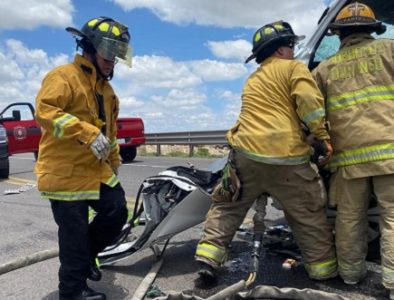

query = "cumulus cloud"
[113, 0, 327, 37]
[216, 90, 241, 103]
[0, 39, 244, 132]
[151, 89, 206, 109]
[206, 39, 251, 61]
[112, 54, 249, 131]
[116, 55, 202, 92]
[188, 60, 248, 81]
[0, 52, 24, 82]
[0, 0, 74, 30]
[0, 39, 69, 105]
[114, 55, 247, 99]
[120, 96, 145, 109]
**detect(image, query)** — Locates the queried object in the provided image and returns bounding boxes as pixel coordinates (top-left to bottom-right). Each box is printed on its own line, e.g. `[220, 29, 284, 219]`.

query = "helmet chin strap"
[91, 53, 113, 81]
[78, 39, 113, 81]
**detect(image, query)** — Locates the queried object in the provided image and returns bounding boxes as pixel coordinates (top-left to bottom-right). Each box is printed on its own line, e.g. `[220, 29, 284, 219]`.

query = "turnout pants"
[332, 170, 394, 288]
[50, 183, 127, 297]
[196, 152, 336, 279]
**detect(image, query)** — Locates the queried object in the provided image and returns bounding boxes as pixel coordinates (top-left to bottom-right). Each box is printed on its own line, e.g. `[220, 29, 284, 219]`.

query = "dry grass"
[139, 145, 229, 157]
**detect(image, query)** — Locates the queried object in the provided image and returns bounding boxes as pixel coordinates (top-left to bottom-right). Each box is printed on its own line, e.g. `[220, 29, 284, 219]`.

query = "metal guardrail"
[145, 130, 228, 156]
[145, 130, 228, 145]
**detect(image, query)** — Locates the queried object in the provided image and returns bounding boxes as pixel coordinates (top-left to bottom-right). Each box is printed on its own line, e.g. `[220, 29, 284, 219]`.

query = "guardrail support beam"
[145, 130, 228, 157]
[189, 145, 194, 157]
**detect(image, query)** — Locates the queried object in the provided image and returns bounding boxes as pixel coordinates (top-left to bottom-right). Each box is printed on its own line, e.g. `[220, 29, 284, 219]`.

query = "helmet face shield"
[66, 17, 133, 68]
[96, 37, 132, 67]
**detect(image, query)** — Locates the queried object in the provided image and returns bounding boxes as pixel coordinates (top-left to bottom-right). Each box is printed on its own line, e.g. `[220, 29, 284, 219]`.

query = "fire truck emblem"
[14, 126, 27, 140]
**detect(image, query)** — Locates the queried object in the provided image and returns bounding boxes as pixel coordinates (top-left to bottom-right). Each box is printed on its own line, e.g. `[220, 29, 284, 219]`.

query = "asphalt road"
[0, 154, 389, 300]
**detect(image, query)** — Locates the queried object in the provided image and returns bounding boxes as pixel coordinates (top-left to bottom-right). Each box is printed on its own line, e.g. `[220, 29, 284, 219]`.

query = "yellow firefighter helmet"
[329, 2, 386, 34]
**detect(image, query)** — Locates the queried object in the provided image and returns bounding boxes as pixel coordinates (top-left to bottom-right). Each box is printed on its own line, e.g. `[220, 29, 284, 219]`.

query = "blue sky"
[0, 0, 333, 133]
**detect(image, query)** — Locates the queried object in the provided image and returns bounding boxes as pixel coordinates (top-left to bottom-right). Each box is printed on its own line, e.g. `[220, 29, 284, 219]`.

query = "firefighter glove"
[221, 161, 241, 201]
[90, 132, 111, 160]
[315, 139, 333, 166]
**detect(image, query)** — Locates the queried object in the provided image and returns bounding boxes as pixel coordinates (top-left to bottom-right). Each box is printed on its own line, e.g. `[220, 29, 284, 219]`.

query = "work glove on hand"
[314, 139, 333, 166]
[90, 132, 111, 160]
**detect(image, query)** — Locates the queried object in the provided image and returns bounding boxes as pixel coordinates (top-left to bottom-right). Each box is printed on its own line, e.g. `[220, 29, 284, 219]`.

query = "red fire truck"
[0, 102, 145, 178]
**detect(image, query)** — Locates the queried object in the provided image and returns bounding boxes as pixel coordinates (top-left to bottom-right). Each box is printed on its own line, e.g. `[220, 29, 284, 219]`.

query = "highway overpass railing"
[145, 130, 228, 156]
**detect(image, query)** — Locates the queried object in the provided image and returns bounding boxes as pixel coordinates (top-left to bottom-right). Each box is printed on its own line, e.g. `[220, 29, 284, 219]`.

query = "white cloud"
[0, 0, 74, 30]
[116, 55, 202, 91]
[216, 90, 241, 103]
[0, 39, 243, 133]
[113, 0, 326, 37]
[6, 39, 48, 64]
[0, 52, 24, 82]
[206, 39, 251, 61]
[0, 39, 69, 105]
[151, 89, 206, 109]
[113, 55, 248, 132]
[114, 55, 248, 99]
[120, 96, 145, 109]
[188, 60, 248, 81]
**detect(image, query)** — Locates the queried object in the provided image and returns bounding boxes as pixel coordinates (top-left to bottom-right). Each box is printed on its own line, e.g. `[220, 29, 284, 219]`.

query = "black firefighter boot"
[59, 286, 106, 300]
[88, 260, 102, 281]
[197, 261, 218, 285]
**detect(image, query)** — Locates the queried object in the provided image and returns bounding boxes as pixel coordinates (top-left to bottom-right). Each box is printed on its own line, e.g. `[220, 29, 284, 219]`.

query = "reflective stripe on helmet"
[53, 113, 78, 138]
[88, 18, 121, 36]
[98, 22, 110, 32]
[195, 242, 227, 264]
[88, 19, 99, 27]
[329, 143, 394, 168]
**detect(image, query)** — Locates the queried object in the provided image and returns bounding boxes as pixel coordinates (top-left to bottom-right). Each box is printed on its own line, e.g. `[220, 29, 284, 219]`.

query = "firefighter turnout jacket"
[35, 54, 120, 201]
[227, 56, 330, 164]
[313, 33, 394, 177]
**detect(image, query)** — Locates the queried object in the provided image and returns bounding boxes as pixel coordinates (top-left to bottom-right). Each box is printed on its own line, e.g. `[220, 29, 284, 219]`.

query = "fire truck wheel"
[120, 146, 137, 162]
[0, 157, 9, 179]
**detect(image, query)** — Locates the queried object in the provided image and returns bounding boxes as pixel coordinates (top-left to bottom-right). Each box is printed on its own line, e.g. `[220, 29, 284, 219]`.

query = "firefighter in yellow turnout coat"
[35, 17, 132, 300]
[313, 2, 394, 295]
[195, 21, 337, 284]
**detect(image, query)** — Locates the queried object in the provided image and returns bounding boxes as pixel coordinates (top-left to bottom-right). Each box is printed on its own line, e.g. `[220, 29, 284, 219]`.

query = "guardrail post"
[145, 130, 229, 155]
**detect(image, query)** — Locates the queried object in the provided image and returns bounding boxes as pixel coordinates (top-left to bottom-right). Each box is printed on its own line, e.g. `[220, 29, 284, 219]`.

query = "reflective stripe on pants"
[304, 257, 337, 279]
[196, 152, 336, 276]
[195, 242, 227, 267]
[332, 170, 394, 288]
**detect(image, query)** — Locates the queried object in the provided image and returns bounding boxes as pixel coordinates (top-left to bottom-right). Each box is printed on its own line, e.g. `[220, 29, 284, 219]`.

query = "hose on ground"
[157, 283, 350, 300]
[131, 258, 164, 300]
[238, 285, 350, 300]
[0, 247, 59, 276]
[206, 280, 247, 300]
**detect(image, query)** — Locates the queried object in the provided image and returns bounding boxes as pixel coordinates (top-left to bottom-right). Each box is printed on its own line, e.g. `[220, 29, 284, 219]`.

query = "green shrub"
[195, 147, 209, 157]
[166, 151, 189, 157]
